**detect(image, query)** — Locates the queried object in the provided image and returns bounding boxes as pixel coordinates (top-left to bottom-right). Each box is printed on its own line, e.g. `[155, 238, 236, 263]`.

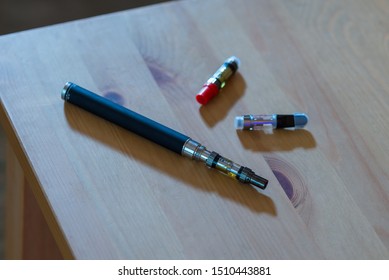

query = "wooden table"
[1, 0, 389, 259]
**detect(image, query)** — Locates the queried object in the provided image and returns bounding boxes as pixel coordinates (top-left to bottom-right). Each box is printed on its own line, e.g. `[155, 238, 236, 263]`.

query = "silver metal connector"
[61, 81, 74, 101]
[181, 138, 211, 163]
[181, 138, 268, 189]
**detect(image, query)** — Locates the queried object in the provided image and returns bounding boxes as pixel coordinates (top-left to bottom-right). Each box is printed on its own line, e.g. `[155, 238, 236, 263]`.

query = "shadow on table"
[237, 129, 316, 152]
[64, 103, 276, 216]
[199, 72, 246, 127]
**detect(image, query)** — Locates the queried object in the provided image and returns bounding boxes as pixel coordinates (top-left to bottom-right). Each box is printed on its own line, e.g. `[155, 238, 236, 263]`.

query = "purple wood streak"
[264, 156, 312, 224]
[103, 91, 125, 106]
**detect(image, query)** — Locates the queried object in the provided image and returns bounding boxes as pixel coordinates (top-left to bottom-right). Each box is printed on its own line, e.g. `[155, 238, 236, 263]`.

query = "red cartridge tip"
[196, 83, 219, 105]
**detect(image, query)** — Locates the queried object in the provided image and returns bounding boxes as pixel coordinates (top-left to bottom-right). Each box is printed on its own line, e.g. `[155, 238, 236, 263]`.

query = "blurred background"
[0, 0, 170, 260]
[0, 0, 170, 34]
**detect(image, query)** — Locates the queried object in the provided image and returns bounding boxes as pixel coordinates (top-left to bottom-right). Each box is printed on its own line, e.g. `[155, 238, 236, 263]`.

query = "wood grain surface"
[1, 0, 389, 259]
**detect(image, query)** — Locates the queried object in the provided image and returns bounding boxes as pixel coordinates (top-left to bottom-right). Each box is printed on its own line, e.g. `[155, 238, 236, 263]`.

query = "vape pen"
[62, 82, 268, 189]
